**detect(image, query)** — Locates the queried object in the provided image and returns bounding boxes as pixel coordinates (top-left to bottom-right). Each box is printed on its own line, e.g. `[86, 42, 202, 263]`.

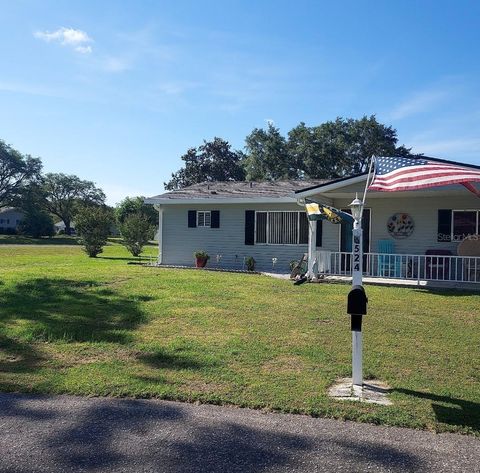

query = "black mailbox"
[347, 285, 368, 315]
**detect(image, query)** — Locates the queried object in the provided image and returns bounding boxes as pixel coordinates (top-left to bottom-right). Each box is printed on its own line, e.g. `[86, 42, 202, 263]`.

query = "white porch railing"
[316, 251, 480, 284]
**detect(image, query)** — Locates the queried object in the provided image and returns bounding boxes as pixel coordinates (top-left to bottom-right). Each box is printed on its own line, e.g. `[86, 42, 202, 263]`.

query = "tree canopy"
[166, 116, 413, 189]
[115, 196, 157, 227]
[164, 137, 246, 190]
[244, 123, 296, 180]
[0, 140, 42, 208]
[41, 173, 106, 235]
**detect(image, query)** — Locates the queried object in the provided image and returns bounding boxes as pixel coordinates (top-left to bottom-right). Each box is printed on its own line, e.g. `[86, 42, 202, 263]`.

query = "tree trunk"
[64, 219, 72, 235]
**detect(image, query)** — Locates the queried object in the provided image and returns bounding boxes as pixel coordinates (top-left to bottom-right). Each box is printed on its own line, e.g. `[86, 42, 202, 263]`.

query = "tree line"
[164, 115, 413, 190]
[0, 140, 156, 257]
[1, 115, 413, 256]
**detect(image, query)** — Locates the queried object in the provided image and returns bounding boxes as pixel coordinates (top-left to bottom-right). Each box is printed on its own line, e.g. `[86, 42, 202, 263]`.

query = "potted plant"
[245, 256, 256, 271]
[194, 250, 209, 268]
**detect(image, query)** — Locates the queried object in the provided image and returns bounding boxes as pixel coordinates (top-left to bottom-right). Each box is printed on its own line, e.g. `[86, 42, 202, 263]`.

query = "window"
[452, 210, 479, 241]
[197, 211, 211, 227]
[255, 211, 309, 245]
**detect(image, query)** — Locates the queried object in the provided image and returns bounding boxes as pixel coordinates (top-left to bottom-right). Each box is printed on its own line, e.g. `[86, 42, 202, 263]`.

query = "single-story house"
[0, 208, 24, 233]
[146, 158, 480, 285]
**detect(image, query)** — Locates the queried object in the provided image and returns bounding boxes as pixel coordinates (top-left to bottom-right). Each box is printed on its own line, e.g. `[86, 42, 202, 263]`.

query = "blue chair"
[377, 239, 401, 277]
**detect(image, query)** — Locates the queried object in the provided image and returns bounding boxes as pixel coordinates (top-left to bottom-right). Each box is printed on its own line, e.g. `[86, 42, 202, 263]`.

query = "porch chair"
[457, 237, 480, 282]
[377, 239, 401, 278]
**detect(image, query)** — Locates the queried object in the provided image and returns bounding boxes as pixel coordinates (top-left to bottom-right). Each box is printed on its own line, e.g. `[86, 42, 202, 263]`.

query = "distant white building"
[54, 220, 75, 234]
[0, 208, 23, 233]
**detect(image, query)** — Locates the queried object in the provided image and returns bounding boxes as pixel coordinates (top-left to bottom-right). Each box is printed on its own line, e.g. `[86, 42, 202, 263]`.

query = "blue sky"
[1, 1, 479, 204]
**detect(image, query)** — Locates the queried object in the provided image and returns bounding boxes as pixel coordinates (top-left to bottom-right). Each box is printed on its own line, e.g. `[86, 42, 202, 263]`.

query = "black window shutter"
[316, 220, 323, 247]
[188, 210, 197, 228]
[245, 210, 255, 245]
[437, 209, 452, 242]
[211, 210, 220, 228]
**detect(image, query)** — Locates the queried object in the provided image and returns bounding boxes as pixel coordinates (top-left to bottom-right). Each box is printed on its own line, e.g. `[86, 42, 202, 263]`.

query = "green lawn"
[0, 240, 479, 435]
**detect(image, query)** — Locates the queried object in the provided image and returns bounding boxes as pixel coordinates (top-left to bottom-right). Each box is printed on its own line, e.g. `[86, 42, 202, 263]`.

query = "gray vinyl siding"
[160, 203, 310, 272]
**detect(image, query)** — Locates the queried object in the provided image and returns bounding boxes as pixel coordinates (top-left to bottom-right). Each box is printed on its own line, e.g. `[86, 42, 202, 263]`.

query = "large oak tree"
[0, 140, 42, 208]
[42, 173, 106, 235]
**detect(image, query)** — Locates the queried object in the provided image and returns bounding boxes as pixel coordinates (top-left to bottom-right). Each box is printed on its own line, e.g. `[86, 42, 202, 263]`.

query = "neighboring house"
[54, 221, 76, 234]
[0, 208, 24, 233]
[146, 159, 480, 284]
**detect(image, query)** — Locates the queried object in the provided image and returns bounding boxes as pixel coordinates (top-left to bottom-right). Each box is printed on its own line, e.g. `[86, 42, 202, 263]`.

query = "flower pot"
[195, 256, 208, 268]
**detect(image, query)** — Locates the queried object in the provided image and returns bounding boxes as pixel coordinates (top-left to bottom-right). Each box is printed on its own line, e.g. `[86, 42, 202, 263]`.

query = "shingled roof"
[147, 180, 330, 201]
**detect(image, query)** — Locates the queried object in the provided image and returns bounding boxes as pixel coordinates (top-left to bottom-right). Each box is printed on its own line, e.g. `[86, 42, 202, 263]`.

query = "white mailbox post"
[348, 194, 365, 390]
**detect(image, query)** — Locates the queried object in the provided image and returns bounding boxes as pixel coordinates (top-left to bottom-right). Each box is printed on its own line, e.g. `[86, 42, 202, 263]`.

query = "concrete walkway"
[1, 394, 478, 472]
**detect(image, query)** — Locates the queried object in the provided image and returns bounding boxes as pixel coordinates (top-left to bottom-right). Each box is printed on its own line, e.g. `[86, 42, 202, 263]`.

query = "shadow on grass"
[97, 256, 153, 262]
[0, 236, 81, 245]
[411, 287, 480, 297]
[393, 388, 480, 432]
[139, 348, 213, 371]
[0, 278, 216, 391]
[0, 278, 149, 343]
[0, 278, 151, 388]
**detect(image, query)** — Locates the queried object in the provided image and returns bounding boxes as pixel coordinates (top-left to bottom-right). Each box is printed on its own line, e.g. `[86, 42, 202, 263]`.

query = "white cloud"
[75, 45, 92, 54]
[34, 27, 93, 53]
[389, 89, 448, 120]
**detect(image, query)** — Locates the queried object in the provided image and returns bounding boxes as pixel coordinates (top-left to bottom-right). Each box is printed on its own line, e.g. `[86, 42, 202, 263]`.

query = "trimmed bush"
[75, 206, 113, 257]
[119, 212, 154, 257]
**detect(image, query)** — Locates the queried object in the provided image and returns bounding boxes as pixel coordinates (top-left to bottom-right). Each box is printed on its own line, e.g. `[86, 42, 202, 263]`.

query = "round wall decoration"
[387, 213, 414, 239]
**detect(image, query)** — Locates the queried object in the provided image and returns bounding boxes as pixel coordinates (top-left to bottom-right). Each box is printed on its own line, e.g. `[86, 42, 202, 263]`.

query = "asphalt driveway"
[0, 393, 478, 472]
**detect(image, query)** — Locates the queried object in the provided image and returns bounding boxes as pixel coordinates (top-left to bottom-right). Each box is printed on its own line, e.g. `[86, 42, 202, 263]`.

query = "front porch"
[313, 250, 480, 285]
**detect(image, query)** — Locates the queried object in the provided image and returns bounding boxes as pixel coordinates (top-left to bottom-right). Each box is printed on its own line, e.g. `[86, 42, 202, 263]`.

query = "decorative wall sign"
[387, 213, 414, 239]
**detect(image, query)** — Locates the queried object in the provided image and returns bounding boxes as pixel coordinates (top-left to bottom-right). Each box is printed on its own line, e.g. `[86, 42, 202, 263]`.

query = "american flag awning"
[368, 157, 480, 195]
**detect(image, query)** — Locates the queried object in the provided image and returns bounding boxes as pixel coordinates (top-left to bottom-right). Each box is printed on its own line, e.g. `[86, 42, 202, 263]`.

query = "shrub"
[18, 209, 54, 238]
[75, 206, 113, 257]
[119, 212, 154, 257]
[0, 227, 17, 235]
[245, 256, 256, 271]
[194, 250, 209, 260]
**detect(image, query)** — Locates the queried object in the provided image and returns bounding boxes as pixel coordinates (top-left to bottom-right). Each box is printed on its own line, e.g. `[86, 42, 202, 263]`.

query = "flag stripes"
[369, 157, 480, 193]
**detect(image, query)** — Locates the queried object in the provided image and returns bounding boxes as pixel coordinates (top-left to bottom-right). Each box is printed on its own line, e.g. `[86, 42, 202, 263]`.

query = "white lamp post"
[348, 193, 365, 390]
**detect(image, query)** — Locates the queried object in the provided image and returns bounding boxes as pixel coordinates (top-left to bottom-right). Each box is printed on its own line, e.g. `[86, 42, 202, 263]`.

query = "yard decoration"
[194, 250, 209, 268]
[387, 213, 414, 239]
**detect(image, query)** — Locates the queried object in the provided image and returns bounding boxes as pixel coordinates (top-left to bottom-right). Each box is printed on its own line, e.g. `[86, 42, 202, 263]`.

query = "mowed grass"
[0, 241, 479, 435]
